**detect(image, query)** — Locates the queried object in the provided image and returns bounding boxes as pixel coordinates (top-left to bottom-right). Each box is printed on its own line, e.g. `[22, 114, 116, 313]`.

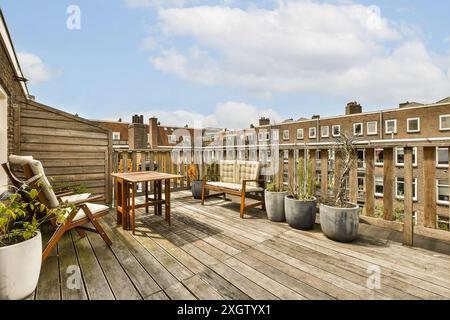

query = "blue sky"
[1, 0, 449, 129]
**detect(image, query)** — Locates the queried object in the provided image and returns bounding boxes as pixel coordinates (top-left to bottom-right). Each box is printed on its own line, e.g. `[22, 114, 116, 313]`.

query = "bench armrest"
[64, 195, 105, 206]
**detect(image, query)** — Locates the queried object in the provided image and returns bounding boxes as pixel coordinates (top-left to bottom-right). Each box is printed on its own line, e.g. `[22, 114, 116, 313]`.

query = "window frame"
[437, 147, 449, 168]
[282, 130, 289, 141]
[375, 176, 384, 197]
[440, 114, 450, 131]
[375, 148, 384, 166]
[395, 176, 418, 202]
[385, 119, 398, 134]
[367, 121, 378, 135]
[436, 179, 450, 205]
[112, 132, 121, 140]
[271, 130, 279, 141]
[168, 134, 177, 144]
[353, 123, 363, 136]
[407, 117, 420, 133]
[297, 128, 304, 140]
[309, 127, 317, 139]
[395, 147, 417, 167]
[332, 125, 341, 137]
[321, 126, 330, 138]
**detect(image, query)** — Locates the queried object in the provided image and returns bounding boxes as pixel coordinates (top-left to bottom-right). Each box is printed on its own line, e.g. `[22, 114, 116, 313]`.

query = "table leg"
[131, 182, 136, 235]
[122, 180, 128, 230]
[115, 178, 121, 225]
[158, 180, 163, 216]
[145, 181, 149, 214]
[153, 180, 159, 216]
[165, 179, 171, 226]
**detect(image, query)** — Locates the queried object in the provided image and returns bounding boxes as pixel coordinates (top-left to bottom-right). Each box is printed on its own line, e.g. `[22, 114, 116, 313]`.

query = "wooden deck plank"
[144, 290, 170, 300]
[164, 282, 197, 300]
[182, 275, 225, 300]
[196, 268, 251, 300]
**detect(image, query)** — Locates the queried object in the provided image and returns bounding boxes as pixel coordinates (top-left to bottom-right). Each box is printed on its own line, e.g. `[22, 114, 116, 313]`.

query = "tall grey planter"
[265, 190, 287, 222]
[284, 196, 317, 230]
[191, 181, 208, 199]
[320, 203, 360, 242]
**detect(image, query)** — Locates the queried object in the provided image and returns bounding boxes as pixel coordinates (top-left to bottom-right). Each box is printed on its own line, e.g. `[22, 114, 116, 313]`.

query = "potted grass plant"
[0, 183, 69, 300]
[320, 133, 360, 242]
[285, 157, 317, 230]
[265, 182, 288, 222]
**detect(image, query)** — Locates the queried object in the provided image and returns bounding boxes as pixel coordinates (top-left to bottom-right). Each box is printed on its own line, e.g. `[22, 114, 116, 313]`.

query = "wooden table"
[111, 172, 183, 234]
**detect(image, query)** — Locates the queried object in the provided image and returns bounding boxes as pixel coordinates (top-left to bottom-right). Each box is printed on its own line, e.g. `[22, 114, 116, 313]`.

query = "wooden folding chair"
[3, 155, 112, 261]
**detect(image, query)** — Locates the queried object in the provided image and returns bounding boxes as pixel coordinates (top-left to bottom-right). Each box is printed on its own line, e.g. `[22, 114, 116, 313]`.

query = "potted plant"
[0, 184, 68, 300]
[285, 157, 317, 230]
[265, 182, 288, 222]
[320, 133, 360, 242]
[188, 164, 210, 199]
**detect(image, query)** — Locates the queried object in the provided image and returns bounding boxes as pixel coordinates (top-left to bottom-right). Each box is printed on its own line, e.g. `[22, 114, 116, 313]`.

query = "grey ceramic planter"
[191, 181, 209, 199]
[265, 190, 288, 222]
[284, 196, 317, 230]
[320, 203, 360, 242]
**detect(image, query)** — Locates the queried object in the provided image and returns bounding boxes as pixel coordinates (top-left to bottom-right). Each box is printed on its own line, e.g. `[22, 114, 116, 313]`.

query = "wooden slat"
[20, 134, 108, 146]
[423, 147, 437, 228]
[349, 150, 358, 204]
[404, 147, 414, 246]
[21, 126, 108, 139]
[320, 149, 328, 200]
[364, 148, 375, 217]
[308, 149, 316, 195]
[21, 143, 108, 153]
[383, 147, 394, 221]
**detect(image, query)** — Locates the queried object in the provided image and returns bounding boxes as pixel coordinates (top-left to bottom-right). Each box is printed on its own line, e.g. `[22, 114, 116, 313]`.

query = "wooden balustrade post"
[403, 147, 414, 246]
[320, 149, 329, 201]
[288, 149, 295, 190]
[349, 150, 358, 204]
[123, 152, 129, 173]
[308, 149, 316, 195]
[423, 147, 437, 228]
[131, 151, 137, 172]
[334, 150, 342, 199]
[365, 148, 375, 217]
[383, 147, 394, 221]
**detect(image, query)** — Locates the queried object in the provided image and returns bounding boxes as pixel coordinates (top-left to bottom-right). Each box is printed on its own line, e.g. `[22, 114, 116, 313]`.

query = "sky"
[1, 0, 450, 129]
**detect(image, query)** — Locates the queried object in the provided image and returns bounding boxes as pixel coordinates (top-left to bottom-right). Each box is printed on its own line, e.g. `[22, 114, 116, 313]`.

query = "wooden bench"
[201, 160, 265, 218]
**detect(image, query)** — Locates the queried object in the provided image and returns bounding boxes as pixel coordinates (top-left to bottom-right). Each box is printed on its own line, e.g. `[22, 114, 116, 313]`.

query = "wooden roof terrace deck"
[30, 191, 450, 300]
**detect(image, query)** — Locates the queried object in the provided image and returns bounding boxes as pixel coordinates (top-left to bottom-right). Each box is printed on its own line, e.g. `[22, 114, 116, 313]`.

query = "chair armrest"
[56, 191, 76, 197]
[64, 195, 105, 206]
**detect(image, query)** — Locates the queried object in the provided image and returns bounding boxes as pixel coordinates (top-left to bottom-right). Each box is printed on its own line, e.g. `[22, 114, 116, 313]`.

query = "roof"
[0, 9, 29, 97]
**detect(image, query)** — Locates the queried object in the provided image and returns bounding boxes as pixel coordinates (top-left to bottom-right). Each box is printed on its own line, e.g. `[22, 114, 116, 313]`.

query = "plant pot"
[284, 196, 317, 230]
[0, 231, 42, 300]
[320, 203, 360, 242]
[191, 180, 209, 199]
[265, 190, 288, 222]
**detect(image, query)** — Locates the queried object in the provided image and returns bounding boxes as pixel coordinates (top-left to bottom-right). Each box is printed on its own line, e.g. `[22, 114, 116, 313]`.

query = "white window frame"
[375, 149, 384, 166]
[168, 134, 177, 144]
[367, 121, 378, 135]
[375, 176, 384, 197]
[112, 132, 121, 140]
[437, 147, 449, 168]
[407, 117, 420, 133]
[357, 149, 366, 169]
[282, 130, 289, 141]
[353, 123, 363, 136]
[297, 128, 304, 140]
[265, 131, 270, 141]
[385, 119, 397, 134]
[321, 126, 330, 138]
[332, 125, 341, 137]
[436, 179, 450, 205]
[440, 114, 450, 131]
[309, 127, 317, 139]
[258, 131, 264, 142]
[395, 177, 418, 201]
[271, 130, 279, 141]
[395, 147, 417, 167]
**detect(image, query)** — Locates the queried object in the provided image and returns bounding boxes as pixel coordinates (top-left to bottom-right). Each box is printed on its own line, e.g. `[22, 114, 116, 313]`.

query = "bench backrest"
[219, 160, 261, 187]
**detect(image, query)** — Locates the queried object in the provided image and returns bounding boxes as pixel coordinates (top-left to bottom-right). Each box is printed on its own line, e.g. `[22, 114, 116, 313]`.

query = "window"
[437, 179, 449, 205]
[183, 135, 191, 144]
[112, 132, 121, 140]
[440, 115, 450, 131]
[375, 176, 384, 197]
[357, 150, 365, 169]
[309, 127, 317, 138]
[407, 117, 420, 133]
[353, 123, 363, 136]
[367, 121, 378, 135]
[437, 216, 450, 231]
[395, 177, 418, 201]
[437, 147, 449, 168]
[297, 128, 304, 140]
[282, 130, 289, 141]
[385, 119, 397, 134]
[332, 125, 341, 137]
[258, 131, 264, 141]
[321, 126, 330, 138]
[168, 135, 177, 144]
[265, 131, 270, 141]
[395, 147, 417, 167]
[375, 149, 384, 166]
[271, 130, 279, 141]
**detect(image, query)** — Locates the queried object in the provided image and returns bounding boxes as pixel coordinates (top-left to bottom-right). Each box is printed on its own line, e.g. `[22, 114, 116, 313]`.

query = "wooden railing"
[111, 143, 450, 245]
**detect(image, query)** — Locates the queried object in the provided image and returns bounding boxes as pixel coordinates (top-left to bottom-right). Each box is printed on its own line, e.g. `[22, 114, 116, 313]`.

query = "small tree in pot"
[285, 156, 317, 230]
[320, 133, 360, 242]
[0, 183, 69, 300]
[188, 164, 212, 199]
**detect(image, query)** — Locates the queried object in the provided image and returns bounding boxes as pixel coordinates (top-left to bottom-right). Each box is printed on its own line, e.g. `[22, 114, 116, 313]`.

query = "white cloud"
[17, 52, 56, 85]
[148, 1, 450, 104]
[112, 101, 282, 129]
[124, 0, 197, 9]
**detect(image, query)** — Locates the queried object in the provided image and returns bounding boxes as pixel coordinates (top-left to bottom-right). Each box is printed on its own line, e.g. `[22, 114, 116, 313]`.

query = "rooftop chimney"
[399, 101, 423, 109]
[345, 101, 362, 115]
[312, 115, 320, 120]
[149, 117, 159, 149]
[128, 115, 147, 149]
[259, 117, 270, 126]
